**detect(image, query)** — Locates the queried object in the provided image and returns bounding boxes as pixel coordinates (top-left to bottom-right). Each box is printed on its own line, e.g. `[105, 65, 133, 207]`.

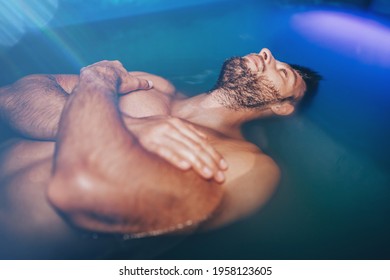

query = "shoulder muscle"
[201, 152, 280, 230]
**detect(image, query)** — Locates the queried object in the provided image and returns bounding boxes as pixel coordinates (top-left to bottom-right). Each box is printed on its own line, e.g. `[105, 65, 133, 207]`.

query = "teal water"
[0, 0, 389, 259]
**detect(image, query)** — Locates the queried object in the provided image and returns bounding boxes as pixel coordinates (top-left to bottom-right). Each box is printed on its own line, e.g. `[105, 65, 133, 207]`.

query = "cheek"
[255, 74, 281, 93]
[269, 77, 285, 95]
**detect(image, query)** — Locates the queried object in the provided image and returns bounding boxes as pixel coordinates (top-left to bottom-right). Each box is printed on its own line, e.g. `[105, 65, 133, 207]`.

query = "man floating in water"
[0, 48, 320, 258]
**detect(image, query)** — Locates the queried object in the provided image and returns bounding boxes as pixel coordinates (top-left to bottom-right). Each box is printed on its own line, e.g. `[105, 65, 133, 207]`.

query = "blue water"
[0, 0, 389, 259]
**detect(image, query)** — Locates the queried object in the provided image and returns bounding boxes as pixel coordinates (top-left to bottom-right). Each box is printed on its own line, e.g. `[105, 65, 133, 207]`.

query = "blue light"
[0, 0, 58, 47]
[291, 10, 390, 68]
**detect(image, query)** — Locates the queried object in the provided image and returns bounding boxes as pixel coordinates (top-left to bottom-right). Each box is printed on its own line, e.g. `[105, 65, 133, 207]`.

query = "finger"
[155, 141, 212, 179]
[166, 132, 218, 180]
[172, 148, 225, 183]
[172, 132, 227, 182]
[179, 148, 219, 181]
[151, 133, 214, 180]
[119, 75, 153, 93]
[193, 136, 227, 170]
[153, 136, 223, 182]
[170, 131, 218, 173]
[82, 60, 129, 88]
[176, 148, 213, 179]
[155, 146, 191, 171]
[186, 123, 207, 139]
[94, 61, 152, 93]
[169, 121, 228, 170]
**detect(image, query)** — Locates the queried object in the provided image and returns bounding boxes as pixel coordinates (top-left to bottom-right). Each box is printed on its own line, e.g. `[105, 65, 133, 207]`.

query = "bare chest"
[119, 90, 172, 118]
[196, 130, 263, 185]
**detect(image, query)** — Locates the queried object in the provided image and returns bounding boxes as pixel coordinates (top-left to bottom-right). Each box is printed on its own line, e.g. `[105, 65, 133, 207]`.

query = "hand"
[79, 60, 153, 93]
[126, 116, 228, 183]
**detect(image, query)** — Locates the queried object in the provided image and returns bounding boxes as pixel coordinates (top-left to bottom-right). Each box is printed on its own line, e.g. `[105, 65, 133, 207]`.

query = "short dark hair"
[290, 64, 322, 110]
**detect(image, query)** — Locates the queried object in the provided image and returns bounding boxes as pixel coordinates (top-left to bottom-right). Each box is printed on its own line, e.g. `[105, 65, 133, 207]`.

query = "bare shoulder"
[207, 131, 280, 181]
[244, 144, 280, 176]
[201, 138, 280, 230]
[129, 71, 176, 96]
[223, 140, 280, 190]
[241, 150, 281, 192]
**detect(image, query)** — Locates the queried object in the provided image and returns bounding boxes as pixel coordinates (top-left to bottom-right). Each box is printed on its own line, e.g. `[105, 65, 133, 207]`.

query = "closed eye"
[281, 69, 288, 78]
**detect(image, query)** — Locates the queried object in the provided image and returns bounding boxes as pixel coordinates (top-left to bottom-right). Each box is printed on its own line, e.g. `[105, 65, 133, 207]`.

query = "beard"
[211, 57, 283, 110]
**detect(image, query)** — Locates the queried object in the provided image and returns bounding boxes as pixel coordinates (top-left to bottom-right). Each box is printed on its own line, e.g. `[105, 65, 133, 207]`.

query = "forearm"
[0, 75, 69, 140]
[53, 80, 133, 173]
[50, 79, 140, 232]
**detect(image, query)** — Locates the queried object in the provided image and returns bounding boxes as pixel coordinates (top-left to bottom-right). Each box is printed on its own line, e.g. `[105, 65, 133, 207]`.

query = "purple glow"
[291, 10, 390, 67]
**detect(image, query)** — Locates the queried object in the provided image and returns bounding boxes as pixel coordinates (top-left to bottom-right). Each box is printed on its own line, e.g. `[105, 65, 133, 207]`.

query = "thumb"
[119, 76, 153, 94]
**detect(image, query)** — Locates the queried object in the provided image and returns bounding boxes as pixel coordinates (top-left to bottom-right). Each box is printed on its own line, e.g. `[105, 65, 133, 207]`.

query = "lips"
[246, 54, 264, 72]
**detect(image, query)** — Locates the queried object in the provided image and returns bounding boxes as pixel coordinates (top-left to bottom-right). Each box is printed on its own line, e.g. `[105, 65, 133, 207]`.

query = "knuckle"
[194, 161, 205, 171]
[139, 137, 153, 148]
[204, 143, 218, 154]
[214, 151, 223, 160]
[168, 117, 182, 125]
[208, 146, 219, 157]
[170, 155, 182, 165]
[157, 146, 170, 158]
[199, 152, 214, 166]
[192, 142, 202, 152]
[184, 151, 197, 163]
[159, 123, 173, 132]
[135, 79, 143, 87]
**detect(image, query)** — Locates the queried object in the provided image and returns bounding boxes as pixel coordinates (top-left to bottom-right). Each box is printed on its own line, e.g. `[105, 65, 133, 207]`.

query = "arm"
[0, 71, 226, 181]
[0, 74, 75, 140]
[47, 61, 224, 237]
[0, 71, 173, 140]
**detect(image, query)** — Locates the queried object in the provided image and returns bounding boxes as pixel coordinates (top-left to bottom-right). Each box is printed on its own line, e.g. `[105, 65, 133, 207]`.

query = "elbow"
[47, 169, 100, 230]
[47, 169, 126, 234]
[47, 163, 224, 237]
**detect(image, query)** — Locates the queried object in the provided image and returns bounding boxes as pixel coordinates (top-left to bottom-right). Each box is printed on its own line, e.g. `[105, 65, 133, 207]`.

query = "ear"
[270, 103, 295, 116]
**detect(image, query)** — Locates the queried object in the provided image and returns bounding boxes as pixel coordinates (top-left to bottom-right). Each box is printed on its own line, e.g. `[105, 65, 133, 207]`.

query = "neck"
[171, 90, 271, 139]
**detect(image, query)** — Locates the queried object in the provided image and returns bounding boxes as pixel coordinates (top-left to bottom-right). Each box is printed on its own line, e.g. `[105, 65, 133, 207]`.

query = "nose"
[259, 48, 273, 64]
